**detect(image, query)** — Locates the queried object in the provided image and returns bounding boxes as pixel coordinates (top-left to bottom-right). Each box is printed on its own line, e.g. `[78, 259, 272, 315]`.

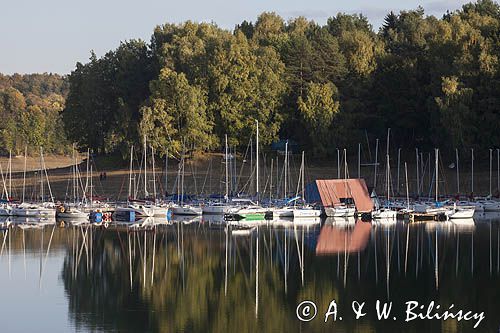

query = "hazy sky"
[0, 0, 470, 74]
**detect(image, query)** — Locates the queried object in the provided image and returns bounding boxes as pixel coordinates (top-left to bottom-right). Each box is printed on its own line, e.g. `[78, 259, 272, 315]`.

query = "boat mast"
[256, 120, 259, 204]
[165, 149, 168, 199]
[152, 146, 157, 201]
[386, 158, 390, 202]
[397, 148, 401, 195]
[269, 158, 273, 202]
[40, 147, 54, 203]
[0, 163, 9, 200]
[435, 148, 439, 202]
[40, 147, 44, 202]
[8, 150, 11, 199]
[301, 151, 305, 201]
[344, 148, 347, 180]
[181, 147, 185, 206]
[85, 148, 90, 198]
[386, 128, 390, 203]
[144, 136, 147, 198]
[456, 148, 460, 195]
[416, 148, 420, 197]
[405, 162, 409, 210]
[90, 153, 93, 207]
[225, 134, 229, 202]
[284, 140, 288, 199]
[374, 139, 379, 190]
[22, 146, 27, 203]
[490, 148, 493, 197]
[128, 146, 133, 200]
[276, 151, 279, 198]
[471, 148, 474, 196]
[72, 146, 76, 204]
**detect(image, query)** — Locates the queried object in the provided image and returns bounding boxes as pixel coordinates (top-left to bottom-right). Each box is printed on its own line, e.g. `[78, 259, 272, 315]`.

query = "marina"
[2, 0, 500, 331]
[0, 214, 498, 332]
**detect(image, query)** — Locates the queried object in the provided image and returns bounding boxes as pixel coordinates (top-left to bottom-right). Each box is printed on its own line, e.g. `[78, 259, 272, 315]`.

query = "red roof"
[307, 179, 374, 212]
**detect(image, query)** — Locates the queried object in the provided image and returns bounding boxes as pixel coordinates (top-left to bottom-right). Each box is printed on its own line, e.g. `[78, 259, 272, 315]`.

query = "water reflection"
[0, 218, 497, 332]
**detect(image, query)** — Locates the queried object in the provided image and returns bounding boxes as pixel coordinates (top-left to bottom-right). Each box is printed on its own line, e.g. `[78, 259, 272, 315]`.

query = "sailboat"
[372, 130, 397, 220]
[203, 135, 234, 215]
[116, 143, 169, 220]
[273, 152, 321, 218]
[12, 148, 56, 218]
[0, 151, 14, 216]
[324, 149, 356, 218]
[229, 121, 272, 221]
[471, 149, 500, 212]
[57, 148, 88, 219]
[170, 146, 202, 216]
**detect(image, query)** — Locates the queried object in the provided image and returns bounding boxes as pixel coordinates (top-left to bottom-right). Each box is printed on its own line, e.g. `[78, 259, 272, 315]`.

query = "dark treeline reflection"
[44, 219, 500, 333]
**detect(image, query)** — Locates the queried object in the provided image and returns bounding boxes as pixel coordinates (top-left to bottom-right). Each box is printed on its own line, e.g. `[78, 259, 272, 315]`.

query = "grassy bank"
[0, 153, 497, 202]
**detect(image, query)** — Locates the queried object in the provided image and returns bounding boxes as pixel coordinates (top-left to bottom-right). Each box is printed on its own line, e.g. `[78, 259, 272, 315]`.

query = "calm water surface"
[0, 215, 499, 333]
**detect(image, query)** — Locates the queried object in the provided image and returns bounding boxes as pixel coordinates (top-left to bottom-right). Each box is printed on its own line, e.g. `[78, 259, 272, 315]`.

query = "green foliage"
[140, 68, 215, 156]
[0, 75, 68, 155]
[298, 82, 340, 154]
[57, 1, 500, 158]
[435, 76, 476, 148]
[63, 41, 153, 155]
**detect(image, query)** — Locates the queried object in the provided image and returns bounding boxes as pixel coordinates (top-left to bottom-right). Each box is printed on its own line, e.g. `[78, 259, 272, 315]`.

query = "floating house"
[304, 179, 374, 213]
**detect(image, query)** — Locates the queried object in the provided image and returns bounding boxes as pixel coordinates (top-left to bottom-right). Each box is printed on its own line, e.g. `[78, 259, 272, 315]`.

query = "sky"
[0, 0, 471, 74]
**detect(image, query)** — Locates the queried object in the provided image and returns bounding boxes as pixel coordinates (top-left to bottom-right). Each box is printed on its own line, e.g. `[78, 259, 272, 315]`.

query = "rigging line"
[235, 135, 252, 193]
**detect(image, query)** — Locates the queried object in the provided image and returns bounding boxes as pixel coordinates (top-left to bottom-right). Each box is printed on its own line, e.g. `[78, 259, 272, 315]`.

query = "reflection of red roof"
[315, 221, 371, 255]
[305, 179, 374, 212]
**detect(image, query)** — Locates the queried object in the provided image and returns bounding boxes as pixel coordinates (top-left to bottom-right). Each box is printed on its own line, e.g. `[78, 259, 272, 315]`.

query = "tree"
[435, 76, 476, 148]
[140, 68, 215, 156]
[208, 31, 286, 146]
[297, 82, 340, 155]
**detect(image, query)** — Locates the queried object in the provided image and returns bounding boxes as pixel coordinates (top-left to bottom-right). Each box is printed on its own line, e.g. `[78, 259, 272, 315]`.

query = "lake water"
[0, 215, 499, 333]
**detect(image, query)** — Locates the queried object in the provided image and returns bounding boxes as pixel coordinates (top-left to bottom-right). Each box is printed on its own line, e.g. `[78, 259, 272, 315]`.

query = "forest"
[0, 73, 69, 154]
[2, 0, 500, 159]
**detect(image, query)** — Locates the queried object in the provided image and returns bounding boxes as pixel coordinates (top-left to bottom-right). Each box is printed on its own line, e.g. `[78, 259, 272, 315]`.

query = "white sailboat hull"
[293, 208, 322, 218]
[57, 210, 88, 219]
[12, 205, 55, 218]
[324, 207, 355, 217]
[372, 209, 397, 219]
[447, 207, 475, 219]
[202, 205, 231, 214]
[172, 206, 202, 216]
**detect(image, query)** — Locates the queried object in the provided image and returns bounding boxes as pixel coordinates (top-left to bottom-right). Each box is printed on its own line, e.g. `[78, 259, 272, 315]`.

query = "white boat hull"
[293, 208, 322, 218]
[172, 206, 202, 216]
[324, 207, 355, 217]
[57, 210, 89, 219]
[202, 205, 231, 214]
[12, 207, 55, 218]
[448, 207, 475, 219]
[372, 209, 397, 219]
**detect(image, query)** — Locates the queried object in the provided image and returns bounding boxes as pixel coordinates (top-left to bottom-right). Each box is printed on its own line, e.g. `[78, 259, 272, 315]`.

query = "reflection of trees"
[62, 226, 151, 332]
[59, 222, 500, 333]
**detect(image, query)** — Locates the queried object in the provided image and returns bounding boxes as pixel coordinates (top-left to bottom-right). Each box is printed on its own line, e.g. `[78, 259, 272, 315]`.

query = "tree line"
[4, 1, 500, 158]
[0, 73, 69, 154]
